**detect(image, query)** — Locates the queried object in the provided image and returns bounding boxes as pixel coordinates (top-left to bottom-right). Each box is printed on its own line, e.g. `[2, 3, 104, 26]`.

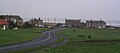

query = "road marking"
[0, 31, 51, 49]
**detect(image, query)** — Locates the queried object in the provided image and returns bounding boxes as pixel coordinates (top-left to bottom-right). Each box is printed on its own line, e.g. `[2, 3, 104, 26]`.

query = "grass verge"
[0, 28, 49, 46]
[9, 45, 50, 53]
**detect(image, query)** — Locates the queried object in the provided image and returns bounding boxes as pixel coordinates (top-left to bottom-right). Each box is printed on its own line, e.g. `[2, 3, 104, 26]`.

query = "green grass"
[60, 28, 120, 41]
[34, 42, 120, 53]
[54, 37, 65, 44]
[31, 28, 120, 53]
[9, 45, 49, 53]
[0, 28, 49, 46]
[54, 30, 65, 44]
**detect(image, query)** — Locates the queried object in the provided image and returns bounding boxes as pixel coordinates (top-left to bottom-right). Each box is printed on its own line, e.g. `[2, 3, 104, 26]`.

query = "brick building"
[86, 20, 106, 28]
[0, 15, 23, 27]
[29, 17, 43, 27]
[65, 19, 85, 28]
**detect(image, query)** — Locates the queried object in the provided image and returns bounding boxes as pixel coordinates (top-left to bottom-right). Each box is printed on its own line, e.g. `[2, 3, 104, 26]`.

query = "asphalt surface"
[0, 29, 61, 53]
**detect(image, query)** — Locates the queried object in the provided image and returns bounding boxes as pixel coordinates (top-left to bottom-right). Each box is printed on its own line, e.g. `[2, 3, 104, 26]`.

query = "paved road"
[0, 29, 61, 53]
[28, 28, 68, 53]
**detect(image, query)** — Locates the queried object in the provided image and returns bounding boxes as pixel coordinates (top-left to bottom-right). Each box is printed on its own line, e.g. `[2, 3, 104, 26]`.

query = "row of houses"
[26, 18, 43, 27]
[65, 19, 106, 28]
[0, 15, 54, 29]
[65, 19, 85, 28]
[0, 15, 107, 30]
[0, 15, 52, 29]
[26, 18, 57, 28]
[0, 15, 23, 30]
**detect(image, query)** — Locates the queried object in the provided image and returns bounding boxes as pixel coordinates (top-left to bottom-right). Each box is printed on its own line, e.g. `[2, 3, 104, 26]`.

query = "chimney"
[100, 19, 102, 21]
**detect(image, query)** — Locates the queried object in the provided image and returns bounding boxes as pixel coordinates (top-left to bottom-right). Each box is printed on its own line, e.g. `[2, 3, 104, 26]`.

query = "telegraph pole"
[48, 18, 49, 23]
[54, 18, 56, 24]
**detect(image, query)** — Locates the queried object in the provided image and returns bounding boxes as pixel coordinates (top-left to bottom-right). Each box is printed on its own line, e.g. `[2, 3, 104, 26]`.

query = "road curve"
[0, 28, 61, 53]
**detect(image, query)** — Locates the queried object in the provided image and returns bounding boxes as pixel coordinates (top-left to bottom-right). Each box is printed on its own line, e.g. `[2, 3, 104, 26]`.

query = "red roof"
[0, 20, 9, 25]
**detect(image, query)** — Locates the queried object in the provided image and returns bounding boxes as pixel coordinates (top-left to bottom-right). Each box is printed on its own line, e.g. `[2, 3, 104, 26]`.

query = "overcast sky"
[0, 0, 120, 25]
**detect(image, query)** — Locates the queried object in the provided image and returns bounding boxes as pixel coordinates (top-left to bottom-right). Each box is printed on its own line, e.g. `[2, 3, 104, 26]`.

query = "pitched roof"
[0, 20, 9, 25]
[0, 15, 23, 20]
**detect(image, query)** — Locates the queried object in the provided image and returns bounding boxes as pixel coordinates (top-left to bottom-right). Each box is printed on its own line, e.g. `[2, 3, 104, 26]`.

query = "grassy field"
[0, 28, 49, 46]
[32, 28, 120, 53]
[34, 42, 120, 53]
[61, 28, 120, 41]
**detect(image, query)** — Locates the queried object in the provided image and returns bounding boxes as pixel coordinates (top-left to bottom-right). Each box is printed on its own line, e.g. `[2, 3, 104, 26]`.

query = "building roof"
[86, 20, 106, 24]
[0, 15, 23, 20]
[65, 19, 81, 21]
[0, 20, 9, 25]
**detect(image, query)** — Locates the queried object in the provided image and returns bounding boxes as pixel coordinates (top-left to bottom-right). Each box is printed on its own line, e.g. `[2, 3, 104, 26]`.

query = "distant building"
[80, 22, 86, 28]
[65, 19, 85, 28]
[0, 15, 23, 27]
[86, 20, 106, 28]
[29, 17, 43, 27]
[43, 22, 56, 28]
[106, 25, 120, 29]
[0, 20, 9, 30]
